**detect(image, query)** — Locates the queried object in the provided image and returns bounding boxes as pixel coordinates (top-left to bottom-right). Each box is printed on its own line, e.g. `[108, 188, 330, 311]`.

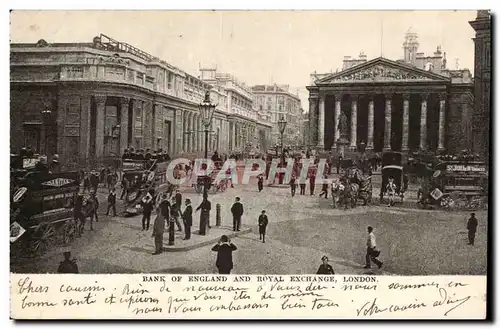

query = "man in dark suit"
[258, 210, 269, 243]
[152, 193, 170, 255]
[182, 199, 193, 240]
[467, 213, 478, 245]
[230, 197, 244, 231]
[141, 192, 154, 231]
[211, 235, 238, 274]
[196, 193, 212, 234]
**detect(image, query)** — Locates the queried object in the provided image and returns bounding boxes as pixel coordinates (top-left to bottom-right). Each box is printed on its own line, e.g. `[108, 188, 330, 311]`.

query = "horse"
[344, 181, 359, 209]
[331, 182, 342, 209]
[76, 195, 99, 235]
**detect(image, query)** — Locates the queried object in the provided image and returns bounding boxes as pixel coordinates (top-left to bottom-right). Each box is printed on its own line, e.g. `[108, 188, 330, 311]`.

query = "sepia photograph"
[9, 9, 490, 282]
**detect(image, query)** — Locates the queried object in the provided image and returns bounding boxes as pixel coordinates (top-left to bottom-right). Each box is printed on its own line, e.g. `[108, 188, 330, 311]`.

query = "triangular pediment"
[316, 57, 450, 85]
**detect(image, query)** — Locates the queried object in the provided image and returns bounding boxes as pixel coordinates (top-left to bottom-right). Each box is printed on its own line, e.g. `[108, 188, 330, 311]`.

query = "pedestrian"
[231, 197, 244, 232]
[106, 188, 117, 216]
[120, 176, 129, 200]
[89, 192, 99, 227]
[319, 174, 329, 199]
[337, 156, 343, 174]
[258, 210, 268, 243]
[90, 172, 98, 193]
[309, 170, 316, 196]
[170, 194, 183, 232]
[141, 192, 154, 231]
[316, 255, 335, 274]
[467, 213, 478, 245]
[196, 193, 212, 231]
[257, 174, 264, 192]
[152, 193, 169, 255]
[299, 179, 306, 195]
[182, 199, 193, 240]
[211, 235, 237, 274]
[57, 251, 79, 273]
[290, 175, 297, 197]
[364, 226, 383, 269]
[386, 177, 397, 207]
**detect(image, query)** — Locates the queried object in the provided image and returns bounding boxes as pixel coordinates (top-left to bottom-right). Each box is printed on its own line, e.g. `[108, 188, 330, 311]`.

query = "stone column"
[420, 94, 428, 150]
[193, 115, 198, 153]
[367, 96, 375, 150]
[119, 97, 129, 154]
[308, 97, 318, 146]
[350, 96, 358, 150]
[317, 94, 325, 149]
[142, 101, 153, 149]
[95, 96, 106, 159]
[182, 111, 188, 152]
[79, 95, 91, 163]
[401, 94, 410, 152]
[438, 93, 446, 151]
[334, 95, 341, 142]
[187, 113, 193, 153]
[383, 95, 392, 151]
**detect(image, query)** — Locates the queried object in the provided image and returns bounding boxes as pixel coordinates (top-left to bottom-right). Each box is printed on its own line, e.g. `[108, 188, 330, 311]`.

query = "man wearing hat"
[211, 235, 238, 274]
[182, 198, 193, 240]
[258, 210, 269, 243]
[141, 192, 154, 231]
[152, 193, 170, 255]
[316, 256, 335, 274]
[57, 251, 79, 273]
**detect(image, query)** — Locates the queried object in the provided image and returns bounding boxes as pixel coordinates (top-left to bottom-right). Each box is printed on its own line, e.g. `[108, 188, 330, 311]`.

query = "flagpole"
[380, 15, 384, 57]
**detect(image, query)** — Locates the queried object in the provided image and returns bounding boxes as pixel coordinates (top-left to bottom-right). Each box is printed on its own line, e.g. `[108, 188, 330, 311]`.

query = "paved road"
[11, 176, 487, 275]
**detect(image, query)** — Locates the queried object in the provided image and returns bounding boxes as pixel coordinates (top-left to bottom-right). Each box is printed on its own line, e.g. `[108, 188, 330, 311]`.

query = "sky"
[10, 10, 478, 111]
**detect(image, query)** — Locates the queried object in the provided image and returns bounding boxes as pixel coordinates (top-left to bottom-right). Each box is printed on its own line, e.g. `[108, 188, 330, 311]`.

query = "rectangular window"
[168, 72, 173, 89]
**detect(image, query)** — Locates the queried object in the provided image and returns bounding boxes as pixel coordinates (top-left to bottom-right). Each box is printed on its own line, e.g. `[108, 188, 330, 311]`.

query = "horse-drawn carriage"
[122, 159, 171, 216]
[418, 159, 488, 209]
[331, 167, 373, 209]
[379, 152, 408, 204]
[194, 161, 229, 194]
[10, 171, 80, 257]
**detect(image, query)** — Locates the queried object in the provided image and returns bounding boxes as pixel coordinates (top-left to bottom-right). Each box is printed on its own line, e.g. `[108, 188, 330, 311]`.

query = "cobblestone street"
[12, 175, 487, 276]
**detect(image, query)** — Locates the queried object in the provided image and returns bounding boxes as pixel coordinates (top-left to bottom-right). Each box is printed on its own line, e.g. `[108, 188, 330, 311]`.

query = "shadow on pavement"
[152, 267, 193, 274]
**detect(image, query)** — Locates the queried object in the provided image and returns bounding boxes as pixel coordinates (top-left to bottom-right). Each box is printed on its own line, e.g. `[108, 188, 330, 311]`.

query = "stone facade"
[470, 10, 491, 158]
[307, 32, 474, 155]
[251, 85, 303, 147]
[10, 35, 272, 167]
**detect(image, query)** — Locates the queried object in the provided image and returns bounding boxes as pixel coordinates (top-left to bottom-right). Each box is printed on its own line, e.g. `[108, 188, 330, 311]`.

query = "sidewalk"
[159, 226, 251, 252]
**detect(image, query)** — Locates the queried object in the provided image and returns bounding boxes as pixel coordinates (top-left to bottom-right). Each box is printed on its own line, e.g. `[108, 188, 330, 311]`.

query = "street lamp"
[41, 109, 52, 156]
[198, 90, 216, 236]
[277, 115, 287, 184]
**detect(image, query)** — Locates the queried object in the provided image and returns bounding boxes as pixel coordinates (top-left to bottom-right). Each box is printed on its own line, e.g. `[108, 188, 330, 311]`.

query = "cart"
[10, 171, 80, 257]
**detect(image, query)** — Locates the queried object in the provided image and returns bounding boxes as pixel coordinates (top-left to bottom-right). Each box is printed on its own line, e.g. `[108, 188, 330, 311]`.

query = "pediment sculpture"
[328, 64, 433, 82]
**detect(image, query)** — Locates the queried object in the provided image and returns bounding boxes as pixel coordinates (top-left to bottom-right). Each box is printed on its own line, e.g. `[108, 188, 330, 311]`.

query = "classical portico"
[308, 57, 452, 153]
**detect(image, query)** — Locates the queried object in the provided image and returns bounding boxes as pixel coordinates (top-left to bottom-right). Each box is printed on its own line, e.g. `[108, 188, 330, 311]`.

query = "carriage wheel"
[62, 219, 77, 245]
[29, 222, 57, 256]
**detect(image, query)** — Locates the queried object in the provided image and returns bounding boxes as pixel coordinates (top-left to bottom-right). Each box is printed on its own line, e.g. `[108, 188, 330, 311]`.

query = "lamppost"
[199, 91, 216, 236]
[277, 115, 287, 184]
[41, 109, 52, 156]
